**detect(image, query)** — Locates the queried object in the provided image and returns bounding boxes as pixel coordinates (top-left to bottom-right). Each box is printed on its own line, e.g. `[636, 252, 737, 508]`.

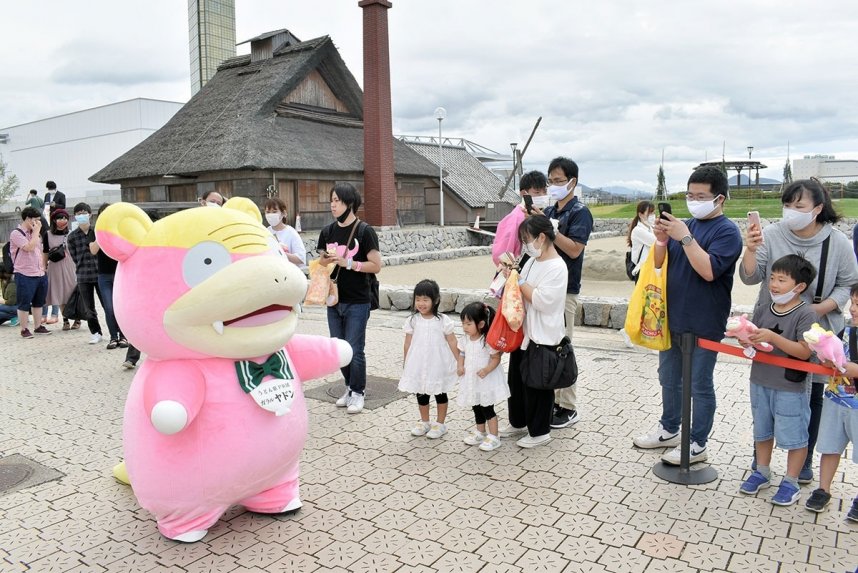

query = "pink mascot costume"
[95, 199, 352, 542]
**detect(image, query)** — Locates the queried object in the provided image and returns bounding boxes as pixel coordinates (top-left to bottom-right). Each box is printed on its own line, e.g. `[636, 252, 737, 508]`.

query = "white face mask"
[686, 196, 721, 219]
[523, 240, 541, 258]
[770, 288, 798, 305]
[265, 213, 282, 227]
[645, 214, 656, 226]
[548, 180, 574, 202]
[530, 195, 551, 209]
[782, 207, 817, 231]
[205, 201, 221, 208]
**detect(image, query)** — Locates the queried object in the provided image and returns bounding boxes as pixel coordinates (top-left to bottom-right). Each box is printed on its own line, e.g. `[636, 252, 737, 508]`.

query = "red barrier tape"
[697, 338, 838, 377]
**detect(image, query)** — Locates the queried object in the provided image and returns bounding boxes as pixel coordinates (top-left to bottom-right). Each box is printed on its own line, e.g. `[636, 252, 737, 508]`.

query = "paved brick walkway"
[1, 307, 857, 572]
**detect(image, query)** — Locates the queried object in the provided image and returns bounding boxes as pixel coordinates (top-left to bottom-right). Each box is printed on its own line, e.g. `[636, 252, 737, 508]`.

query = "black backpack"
[355, 222, 380, 311]
[2, 229, 24, 274]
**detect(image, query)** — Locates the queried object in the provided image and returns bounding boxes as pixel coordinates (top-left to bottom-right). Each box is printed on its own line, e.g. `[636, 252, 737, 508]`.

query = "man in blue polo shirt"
[632, 166, 742, 465]
[542, 157, 594, 429]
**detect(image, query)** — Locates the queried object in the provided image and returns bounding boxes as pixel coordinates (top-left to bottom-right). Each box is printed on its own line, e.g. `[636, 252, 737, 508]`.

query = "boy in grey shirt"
[739, 254, 818, 506]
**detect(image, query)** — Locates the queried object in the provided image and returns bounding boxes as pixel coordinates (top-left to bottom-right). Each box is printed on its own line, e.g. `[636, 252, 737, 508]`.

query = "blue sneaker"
[740, 471, 771, 495]
[798, 463, 813, 485]
[8, 317, 19, 327]
[771, 480, 801, 506]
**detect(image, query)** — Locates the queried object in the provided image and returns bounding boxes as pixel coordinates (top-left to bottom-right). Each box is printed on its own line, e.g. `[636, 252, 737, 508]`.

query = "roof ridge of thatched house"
[90, 31, 501, 228]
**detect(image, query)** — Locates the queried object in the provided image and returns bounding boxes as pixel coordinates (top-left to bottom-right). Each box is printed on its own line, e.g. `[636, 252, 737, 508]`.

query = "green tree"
[0, 153, 19, 208]
[656, 165, 667, 200]
[782, 159, 793, 185]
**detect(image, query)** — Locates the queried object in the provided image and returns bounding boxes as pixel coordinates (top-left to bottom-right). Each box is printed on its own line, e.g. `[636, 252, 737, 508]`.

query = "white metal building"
[793, 154, 858, 184]
[0, 98, 183, 209]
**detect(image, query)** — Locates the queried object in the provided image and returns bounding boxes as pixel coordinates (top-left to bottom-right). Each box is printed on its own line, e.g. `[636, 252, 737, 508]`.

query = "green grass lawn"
[589, 198, 858, 219]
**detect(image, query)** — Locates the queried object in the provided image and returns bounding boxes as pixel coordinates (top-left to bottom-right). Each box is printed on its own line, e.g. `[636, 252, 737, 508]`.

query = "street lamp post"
[747, 146, 754, 191]
[434, 107, 447, 226]
[510, 142, 518, 192]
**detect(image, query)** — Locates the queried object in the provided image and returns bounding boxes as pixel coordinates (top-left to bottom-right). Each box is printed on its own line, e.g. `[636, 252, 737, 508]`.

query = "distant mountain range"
[728, 174, 781, 185]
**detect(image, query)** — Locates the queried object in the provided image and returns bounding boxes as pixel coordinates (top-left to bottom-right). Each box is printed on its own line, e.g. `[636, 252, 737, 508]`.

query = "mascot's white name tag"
[250, 380, 295, 416]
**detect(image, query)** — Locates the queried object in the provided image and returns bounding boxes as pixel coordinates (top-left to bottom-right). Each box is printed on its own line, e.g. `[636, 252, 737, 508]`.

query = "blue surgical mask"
[75, 214, 90, 225]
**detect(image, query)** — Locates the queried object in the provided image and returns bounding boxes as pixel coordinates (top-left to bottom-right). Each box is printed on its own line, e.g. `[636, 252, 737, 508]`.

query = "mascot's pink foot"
[241, 479, 301, 514]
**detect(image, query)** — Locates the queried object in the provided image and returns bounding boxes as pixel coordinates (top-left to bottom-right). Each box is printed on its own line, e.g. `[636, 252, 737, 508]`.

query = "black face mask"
[336, 207, 351, 224]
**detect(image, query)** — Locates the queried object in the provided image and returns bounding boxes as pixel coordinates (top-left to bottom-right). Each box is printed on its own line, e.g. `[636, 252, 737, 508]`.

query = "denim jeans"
[326, 302, 370, 394]
[98, 274, 121, 341]
[0, 304, 16, 325]
[658, 333, 718, 447]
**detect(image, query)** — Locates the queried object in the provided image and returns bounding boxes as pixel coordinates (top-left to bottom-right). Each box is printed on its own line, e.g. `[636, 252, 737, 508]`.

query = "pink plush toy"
[725, 313, 774, 358]
[95, 199, 352, 542]
[803, 323, 848, 373]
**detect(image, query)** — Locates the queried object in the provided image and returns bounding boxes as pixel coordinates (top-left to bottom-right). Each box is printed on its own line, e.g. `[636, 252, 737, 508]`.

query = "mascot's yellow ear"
[94, 203, 153, 262]
[224, 197, 263, 224]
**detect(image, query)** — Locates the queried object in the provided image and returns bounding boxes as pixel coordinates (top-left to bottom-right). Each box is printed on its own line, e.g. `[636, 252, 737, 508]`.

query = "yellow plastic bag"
[305, 259, 334, 306]
[502, 270, 525, 331]
[624, 244, 671, 351]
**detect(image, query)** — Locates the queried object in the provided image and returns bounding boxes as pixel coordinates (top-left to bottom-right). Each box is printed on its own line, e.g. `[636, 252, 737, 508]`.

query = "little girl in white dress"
[398, 279, 459, 439]
[457, 302, 509, 451]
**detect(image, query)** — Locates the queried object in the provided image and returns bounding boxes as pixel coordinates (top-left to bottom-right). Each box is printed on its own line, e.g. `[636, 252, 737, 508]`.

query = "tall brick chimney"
[359, 0, 397, 227]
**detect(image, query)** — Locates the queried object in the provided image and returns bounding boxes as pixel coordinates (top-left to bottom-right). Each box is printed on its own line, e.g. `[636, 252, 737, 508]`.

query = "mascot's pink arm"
[287, 334, 344, 382]
[142, 361, 206, 428]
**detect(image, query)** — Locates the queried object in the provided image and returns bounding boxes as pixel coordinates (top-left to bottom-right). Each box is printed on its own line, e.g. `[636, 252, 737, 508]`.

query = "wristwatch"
[680, 234, 694, 246]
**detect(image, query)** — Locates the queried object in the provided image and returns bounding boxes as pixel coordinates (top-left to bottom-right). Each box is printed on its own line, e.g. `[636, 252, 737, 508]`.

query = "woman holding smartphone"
[740, 179, 858, 483]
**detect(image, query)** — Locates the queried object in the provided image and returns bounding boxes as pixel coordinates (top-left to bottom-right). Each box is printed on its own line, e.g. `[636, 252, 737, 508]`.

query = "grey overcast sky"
[2, 1, 858, 193]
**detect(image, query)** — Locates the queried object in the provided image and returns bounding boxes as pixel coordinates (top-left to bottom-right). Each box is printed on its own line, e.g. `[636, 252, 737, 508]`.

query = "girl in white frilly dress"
[398, 279, 459, 439]
[457, 302, 509, 451]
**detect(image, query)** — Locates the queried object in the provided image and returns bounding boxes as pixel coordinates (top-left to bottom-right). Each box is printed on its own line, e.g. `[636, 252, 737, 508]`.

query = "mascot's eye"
[183, 242, 232, 287]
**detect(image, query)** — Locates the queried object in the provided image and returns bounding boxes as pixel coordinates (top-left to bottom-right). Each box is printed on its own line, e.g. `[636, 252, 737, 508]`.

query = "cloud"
[50, 40, 187, 87]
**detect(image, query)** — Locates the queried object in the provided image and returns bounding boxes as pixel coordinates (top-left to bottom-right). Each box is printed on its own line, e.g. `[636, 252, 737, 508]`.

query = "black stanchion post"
[652, 332, 718, 485]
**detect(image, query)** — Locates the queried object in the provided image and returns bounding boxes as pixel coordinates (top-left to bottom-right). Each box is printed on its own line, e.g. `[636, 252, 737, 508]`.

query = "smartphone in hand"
[747, 210, 761, 229]
[657, 202, 672, 220]
[523, 195, 534, 214]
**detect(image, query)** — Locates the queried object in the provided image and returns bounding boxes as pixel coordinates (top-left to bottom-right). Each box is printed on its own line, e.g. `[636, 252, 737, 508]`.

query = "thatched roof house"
[90, 32, 441, 229]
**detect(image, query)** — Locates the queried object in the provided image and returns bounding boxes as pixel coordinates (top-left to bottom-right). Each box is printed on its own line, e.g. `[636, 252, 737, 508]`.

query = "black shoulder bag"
[520, 336, 578, 390]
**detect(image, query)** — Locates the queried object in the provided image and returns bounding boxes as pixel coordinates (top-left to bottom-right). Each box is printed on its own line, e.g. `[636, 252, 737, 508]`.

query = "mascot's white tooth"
[213, 321, 224, 335]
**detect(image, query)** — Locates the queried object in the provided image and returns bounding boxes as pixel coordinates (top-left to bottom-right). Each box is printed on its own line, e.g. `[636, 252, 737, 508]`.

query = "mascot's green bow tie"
[235, 350, 294, 393]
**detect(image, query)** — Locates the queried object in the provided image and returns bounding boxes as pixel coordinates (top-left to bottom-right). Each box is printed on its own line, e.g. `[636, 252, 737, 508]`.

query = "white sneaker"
[335, 389, 350, 407]
[426, 422, 447, 439]
[479, 434, 502, 451]
[346, 393, 364, 414]
[88, 333, 102, 345]
[498, 424, 528, 438]
[411, 421, 431, 436]
[463, 430, 485, 446]
[632, 423, 680, 449]
[661, 441, 707, 465]
[516, 434, 552, 448]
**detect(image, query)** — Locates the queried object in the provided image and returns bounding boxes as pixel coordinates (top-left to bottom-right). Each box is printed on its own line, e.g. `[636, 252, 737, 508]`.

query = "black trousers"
[473, 405, 497, 425]
[125, 344, 141, 365]
[506, 348, 526, 428]
[523, 384, 555, 438]
[78, 281, 103, 335]
[805, 381, 824, 467]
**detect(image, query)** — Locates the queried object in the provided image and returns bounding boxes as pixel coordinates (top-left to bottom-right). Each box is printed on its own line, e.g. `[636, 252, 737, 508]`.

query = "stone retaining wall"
[378, 284, 756, 330]
[302, 225, 493, 267]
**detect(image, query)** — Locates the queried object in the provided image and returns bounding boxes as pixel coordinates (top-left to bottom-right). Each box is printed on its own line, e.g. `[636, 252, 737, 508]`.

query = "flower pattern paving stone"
[712, 527, 761, 555]
[597, 545, 651, 573]
[514, 548, 569, 573]
[516, 524, 566, 551]
[476, 537, 527, 565]
[349, 552, 400, 573]
[313, 539, 364, 569]
[725, 551, 780, 573]
[680, 541, 730, 571]
[556, 535, 604, 563]
[431, 549, 487, 573]
[359, 528, 408, 554]
[516, 504, 562, 527]
[371, 508, 418, 532]
[479, 516, 528, 540]
[438, 526, 488, 553]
